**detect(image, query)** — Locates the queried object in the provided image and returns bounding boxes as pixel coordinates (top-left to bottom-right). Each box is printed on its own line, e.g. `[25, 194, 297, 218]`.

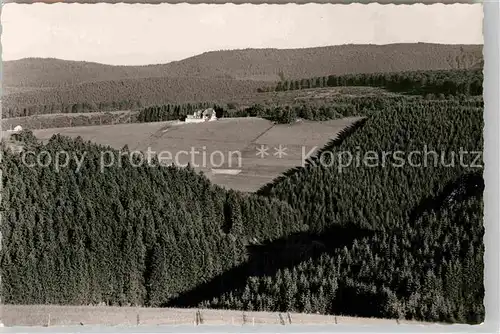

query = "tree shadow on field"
[164, 224, 373, 308]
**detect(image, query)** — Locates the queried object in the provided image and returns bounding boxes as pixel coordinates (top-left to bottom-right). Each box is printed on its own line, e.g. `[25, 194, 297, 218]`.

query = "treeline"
[137, 103, 225, 123]
[136, 96, 483, 125]
[3, 70, 483, 119]
[7, 94, 483, 127]
[2, 111, 142, 131]
[236, 97, 482, 124]
[4, 100, 142, 118]
[1, 133, 304, 306]
[134, 98, 385, 124]
[261, 69, 483, 97]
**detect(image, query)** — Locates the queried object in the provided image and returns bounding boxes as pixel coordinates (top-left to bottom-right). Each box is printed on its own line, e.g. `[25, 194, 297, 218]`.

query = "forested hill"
[4, 43, 482, 89]
[257, 99, 483, 233]
[2, 77, 266, 117]
[1, 97, 484, 323]
[203, 99, 484, 323]
[1, 132, 304, 305]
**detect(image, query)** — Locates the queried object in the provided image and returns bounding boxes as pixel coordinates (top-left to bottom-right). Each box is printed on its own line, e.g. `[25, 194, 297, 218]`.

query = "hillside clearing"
[32, 117, 361, 192]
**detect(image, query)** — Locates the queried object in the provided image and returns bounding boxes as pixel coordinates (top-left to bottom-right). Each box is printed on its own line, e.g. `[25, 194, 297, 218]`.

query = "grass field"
[1, 304, 424, 327]
[32, 117, 361, 192]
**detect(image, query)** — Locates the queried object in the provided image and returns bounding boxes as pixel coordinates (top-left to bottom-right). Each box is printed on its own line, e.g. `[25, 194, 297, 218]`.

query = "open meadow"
[33, 116, 361, 192]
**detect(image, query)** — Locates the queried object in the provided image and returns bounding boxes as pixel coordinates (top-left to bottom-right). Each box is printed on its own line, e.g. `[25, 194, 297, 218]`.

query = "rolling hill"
[3, 43, 483, 90]
[2, 77, 266, 117]
[2, 43, 483, 118]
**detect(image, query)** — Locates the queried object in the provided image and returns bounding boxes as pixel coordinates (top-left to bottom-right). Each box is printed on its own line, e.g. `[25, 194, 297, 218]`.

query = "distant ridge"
[3, 43, 483, 89]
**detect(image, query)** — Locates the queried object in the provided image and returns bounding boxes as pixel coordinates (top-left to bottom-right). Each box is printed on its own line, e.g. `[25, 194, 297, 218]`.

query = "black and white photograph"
[0, 1, 494, 329]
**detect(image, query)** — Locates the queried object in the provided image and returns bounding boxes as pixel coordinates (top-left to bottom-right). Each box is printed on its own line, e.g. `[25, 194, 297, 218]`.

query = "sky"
[1, 3, 483, 66]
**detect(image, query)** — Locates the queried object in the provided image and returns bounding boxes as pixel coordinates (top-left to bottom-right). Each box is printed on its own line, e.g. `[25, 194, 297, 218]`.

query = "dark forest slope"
[0, 132, 304, 305]
[204, 172, 484, 323]
[198, 99, 484, 323]
[2, 77, 265, 117]
[2, 69, 483, 118]
[258, 99, 483, 232]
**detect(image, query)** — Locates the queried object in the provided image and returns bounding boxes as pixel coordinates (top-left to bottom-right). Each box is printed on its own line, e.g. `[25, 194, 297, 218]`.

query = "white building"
[185, 108, 217, 123]
[5, 125, 23, 133]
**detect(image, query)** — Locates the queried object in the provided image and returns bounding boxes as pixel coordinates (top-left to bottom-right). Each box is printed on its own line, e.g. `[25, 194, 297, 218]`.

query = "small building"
[185, 108, 217, 123]
[13, 125, 23, 132]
